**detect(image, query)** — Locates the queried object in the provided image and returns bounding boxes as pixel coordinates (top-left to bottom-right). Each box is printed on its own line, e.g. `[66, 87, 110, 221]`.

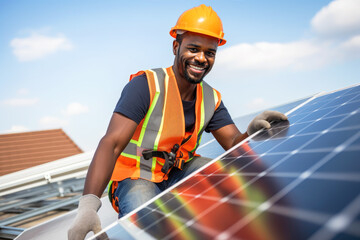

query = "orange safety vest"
[110, 66, 221, 183]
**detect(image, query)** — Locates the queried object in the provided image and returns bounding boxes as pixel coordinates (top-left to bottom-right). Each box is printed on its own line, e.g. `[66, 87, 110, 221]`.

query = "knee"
[115, 179, 160, 218]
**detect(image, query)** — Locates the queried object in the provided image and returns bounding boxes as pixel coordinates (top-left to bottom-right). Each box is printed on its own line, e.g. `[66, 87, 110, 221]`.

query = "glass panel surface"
[93, 85, 360, 240]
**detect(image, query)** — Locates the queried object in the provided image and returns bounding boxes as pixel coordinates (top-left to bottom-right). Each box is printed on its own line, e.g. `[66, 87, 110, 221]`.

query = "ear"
[173, 40, 179, 56]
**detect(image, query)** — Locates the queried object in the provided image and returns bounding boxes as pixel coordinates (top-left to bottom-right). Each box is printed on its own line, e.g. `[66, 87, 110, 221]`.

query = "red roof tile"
[0, 129, 83, 176]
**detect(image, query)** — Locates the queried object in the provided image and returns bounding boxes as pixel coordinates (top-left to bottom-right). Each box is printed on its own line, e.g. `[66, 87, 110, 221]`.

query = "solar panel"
[90, 84, 360, 240]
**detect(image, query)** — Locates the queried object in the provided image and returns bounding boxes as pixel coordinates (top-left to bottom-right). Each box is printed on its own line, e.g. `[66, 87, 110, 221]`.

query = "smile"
[188, 64, 206, 74]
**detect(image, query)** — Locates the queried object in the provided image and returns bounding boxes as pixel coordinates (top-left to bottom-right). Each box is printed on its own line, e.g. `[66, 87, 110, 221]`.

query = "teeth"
[190, 65, 204, 71]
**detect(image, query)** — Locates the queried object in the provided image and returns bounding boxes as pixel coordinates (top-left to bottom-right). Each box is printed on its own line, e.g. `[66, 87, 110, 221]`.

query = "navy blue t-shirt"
[114, 74, 234, 133]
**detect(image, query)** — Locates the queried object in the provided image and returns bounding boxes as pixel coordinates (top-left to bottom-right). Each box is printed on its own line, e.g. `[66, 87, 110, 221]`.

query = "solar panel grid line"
[128, 162, 261, 239]
[217, 91, 360, 239]
[91, 84, 360, 240]
[134, 204, 218, 240]
[188, 91, 351, 237]
[110, 101, 334, 239]
[293, 97, 359, 121]
[188, 87, 357, 236]
[277, 108, 360, 131]
[196, 85, 320, 153]
[265, 204, 333, 228]
[142, 206, 222, 240]
[109, 140, 272, 239]
[119, 219, 155, 240]
[249, 101, 360, 162]
[308, 194, 360, 240]
[176, 188, 360, 239]
[346, 144, 360, 152]
[293, 102, 360, 132]
[197, 138, 216, 150]
[299, 131, 360, 176]
[256, 143, 360, 156]
[288, 90, 360, 120]
[209, 172, 360, 182]
[290, 121, 360, 137]
[136, 148, 262, 210]
[90, 126, 268, 240]
[130, 144, 293, 240]
[284, 93, 320, 116]
[248, 125, 358, 176]
[161, 220, 221, 240]
[90, 102, 280, 235]
[217, 176, 296, 238]
[317, 83, 360, 99]
[286, 96, 359, 132]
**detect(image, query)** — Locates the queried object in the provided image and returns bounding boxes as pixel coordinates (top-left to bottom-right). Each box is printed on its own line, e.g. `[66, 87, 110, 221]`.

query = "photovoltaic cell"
[92, 84, 360, 240]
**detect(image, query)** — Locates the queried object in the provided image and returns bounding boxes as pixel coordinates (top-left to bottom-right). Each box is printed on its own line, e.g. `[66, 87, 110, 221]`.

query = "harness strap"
[142, 144, 182, 173]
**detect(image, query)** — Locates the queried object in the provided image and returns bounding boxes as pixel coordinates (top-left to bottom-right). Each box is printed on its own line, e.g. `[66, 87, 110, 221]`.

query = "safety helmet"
[170, 4, 226, 46]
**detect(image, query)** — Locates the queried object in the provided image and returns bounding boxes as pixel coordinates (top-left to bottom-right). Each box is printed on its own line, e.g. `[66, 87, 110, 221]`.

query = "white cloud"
[4, 125, 29, 133]
[216, 38, 357, 72]
[341, 34, 360, 50]
[216, 40, 326, 71]
[39, 116, 68, 128]
[1, 98, 39, 106]
[216, 0, 360, 73]
[10, 33, 73, 61]
[63, 102, 89, 116]
[311, 0, 360, 37]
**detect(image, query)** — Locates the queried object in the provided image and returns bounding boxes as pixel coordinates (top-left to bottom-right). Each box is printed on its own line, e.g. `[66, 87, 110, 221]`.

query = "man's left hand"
[247, 110, 288, 136]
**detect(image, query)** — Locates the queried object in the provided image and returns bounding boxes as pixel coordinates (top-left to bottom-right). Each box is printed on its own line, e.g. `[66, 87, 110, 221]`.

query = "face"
[173, 32, 218, 84]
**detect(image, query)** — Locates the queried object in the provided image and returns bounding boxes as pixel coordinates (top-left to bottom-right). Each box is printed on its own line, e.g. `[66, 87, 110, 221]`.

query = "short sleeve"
[114, 74, 150, 124]
[205, 100, 234, 132]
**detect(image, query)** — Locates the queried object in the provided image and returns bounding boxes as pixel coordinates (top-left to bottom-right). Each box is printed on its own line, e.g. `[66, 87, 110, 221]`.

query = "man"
[68, 4, 287, 240]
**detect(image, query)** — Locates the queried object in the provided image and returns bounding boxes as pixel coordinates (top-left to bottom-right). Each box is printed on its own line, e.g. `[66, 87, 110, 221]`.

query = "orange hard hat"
[170, 4, 226, 46]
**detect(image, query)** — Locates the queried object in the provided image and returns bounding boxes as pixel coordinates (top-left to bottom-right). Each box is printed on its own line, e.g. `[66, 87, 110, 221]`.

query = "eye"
[188, 48, 198, 53]
[206, 51, 216, 57]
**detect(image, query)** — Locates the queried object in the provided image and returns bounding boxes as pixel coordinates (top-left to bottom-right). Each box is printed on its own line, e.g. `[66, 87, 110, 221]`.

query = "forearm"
[231, 131, 249, 148]
[212, 124, 249, 151]
[83, 137, 123, 197]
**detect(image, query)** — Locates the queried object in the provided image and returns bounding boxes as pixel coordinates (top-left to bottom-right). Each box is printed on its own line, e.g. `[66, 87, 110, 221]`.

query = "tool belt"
[142, 144, 185, 174]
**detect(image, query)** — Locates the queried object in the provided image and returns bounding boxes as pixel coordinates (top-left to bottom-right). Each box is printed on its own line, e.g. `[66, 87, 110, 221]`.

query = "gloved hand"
[247, 110, 288, 136]
[68, 194, 103, 240]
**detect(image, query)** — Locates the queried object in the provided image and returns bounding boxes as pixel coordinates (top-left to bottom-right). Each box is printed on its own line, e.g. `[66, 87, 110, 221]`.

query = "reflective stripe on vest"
[110, 67, 221, 182]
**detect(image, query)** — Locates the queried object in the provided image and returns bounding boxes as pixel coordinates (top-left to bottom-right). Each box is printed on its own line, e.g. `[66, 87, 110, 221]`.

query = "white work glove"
[68, 194, 103, 240]
[247, 110, 288, 136]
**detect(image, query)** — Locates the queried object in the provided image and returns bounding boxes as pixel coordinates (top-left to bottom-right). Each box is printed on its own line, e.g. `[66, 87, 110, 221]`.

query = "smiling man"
[68, 4, 287, 240]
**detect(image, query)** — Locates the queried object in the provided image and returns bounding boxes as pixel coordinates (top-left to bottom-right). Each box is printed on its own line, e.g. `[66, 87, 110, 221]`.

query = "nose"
[194, 51, 206, 64]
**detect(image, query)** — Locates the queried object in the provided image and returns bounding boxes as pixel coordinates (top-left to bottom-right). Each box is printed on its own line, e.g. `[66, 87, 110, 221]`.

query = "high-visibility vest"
[110, 66, 221, 182]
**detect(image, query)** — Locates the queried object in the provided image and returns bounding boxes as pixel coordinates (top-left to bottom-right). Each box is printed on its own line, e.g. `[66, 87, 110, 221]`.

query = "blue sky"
[1, 0, 359, 151]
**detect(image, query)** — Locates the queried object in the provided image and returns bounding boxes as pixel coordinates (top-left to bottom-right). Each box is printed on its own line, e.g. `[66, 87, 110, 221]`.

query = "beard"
[183, 61, 209, 84]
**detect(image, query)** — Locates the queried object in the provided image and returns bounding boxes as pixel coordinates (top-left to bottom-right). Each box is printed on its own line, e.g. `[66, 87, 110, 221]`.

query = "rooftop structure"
[0, 129, 83, 176]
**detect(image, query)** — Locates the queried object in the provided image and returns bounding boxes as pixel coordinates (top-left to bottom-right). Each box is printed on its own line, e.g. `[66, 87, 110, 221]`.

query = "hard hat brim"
[170, 27, 226, 46]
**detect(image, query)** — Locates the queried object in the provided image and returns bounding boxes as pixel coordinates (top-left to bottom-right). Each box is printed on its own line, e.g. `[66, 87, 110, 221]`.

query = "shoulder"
[125, 73, 149, 92]
[129, 72, 147, 84]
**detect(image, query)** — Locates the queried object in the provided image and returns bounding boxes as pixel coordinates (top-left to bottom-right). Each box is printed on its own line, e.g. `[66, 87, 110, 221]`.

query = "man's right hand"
[68, 194, 103, 240]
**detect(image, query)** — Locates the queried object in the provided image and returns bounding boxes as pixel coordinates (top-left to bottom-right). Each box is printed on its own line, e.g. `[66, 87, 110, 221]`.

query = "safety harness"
[142, 143, 183, 174]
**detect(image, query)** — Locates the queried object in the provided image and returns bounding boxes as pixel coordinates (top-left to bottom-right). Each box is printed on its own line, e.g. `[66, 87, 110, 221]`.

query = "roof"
[0, 129, 83, 176]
